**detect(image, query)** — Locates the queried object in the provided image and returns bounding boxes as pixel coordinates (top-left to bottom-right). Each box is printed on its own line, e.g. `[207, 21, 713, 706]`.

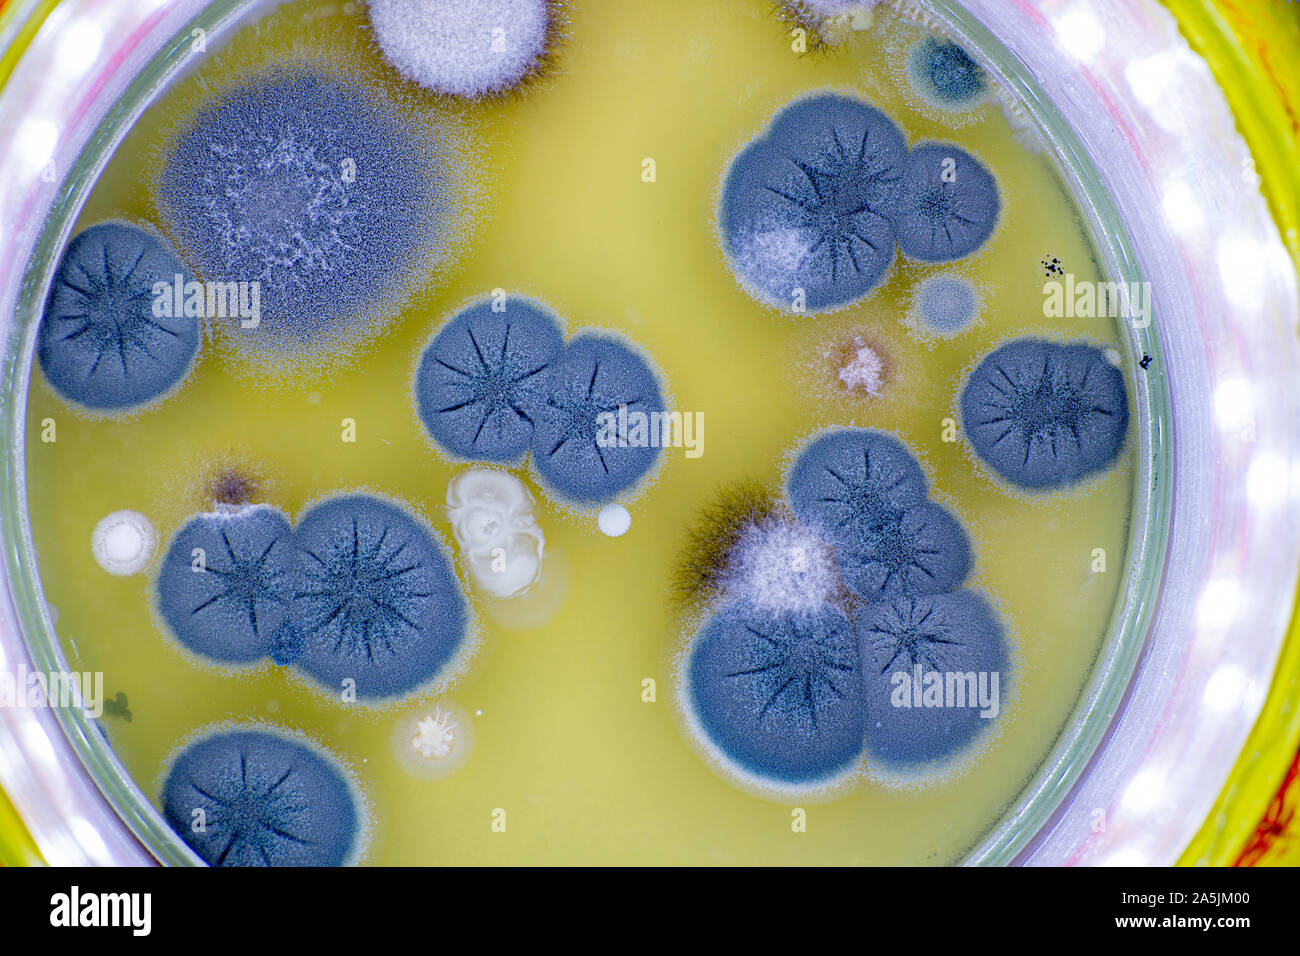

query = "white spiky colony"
[719, 518, 840, 614]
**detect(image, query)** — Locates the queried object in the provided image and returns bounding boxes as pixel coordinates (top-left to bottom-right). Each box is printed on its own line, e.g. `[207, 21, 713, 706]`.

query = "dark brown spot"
[209, 468, 258, 506]
[672, 480, 778, 607]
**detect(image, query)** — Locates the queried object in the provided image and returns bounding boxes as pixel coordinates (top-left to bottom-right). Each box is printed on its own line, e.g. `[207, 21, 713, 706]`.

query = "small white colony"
[368, 0, 553, 98]
[395, 701, 475, 779]
[91, 510, 156, 575]
[413, 709, 458, 759]
[597, 503, 631, 538]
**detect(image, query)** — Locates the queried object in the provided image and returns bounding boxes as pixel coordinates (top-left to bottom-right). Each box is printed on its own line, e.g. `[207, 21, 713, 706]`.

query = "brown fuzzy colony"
[771, 1, 857, 55]
[672, 480, 779, 607]
[208, 468, 259, 506]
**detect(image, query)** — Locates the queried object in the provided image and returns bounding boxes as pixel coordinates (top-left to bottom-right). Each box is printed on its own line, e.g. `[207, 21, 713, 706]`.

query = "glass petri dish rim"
[923, 0, 1172, 864]
[2, 0, 254, 867]
[0, 0, 1171, 866]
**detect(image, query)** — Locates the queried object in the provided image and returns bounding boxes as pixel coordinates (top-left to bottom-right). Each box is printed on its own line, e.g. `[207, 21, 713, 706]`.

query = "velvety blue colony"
[162, 729, 359, 866]
[269, 620, 306, 667]
[157, 69, 441, 354]
[857, 589, 1009, 766]
[787, 428, 929, 544]
[156, 506, 298, 664]
[888, 144, 1000, 262]
[291, 494, 467, 700]
[961, 339, 1129, 490]
[719, 93, 906, 312]
[915, 274, 978, 334]
[906, 36, 987, 108]
[689, 604, 868, 783]
[415, 298, 564, 462]
[834, 501, 971, 602]
[530, 333, 665, 503]
[38, 223, 200, 411]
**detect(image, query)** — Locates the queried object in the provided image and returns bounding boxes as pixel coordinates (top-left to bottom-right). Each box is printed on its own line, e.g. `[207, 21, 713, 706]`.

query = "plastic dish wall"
[959, 0, 1300, 866]
[0, 0, 235, 866]
[0, 0, 1296, 866]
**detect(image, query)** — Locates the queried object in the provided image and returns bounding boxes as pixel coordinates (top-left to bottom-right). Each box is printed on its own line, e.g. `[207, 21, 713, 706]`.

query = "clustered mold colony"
[718, 92, 1001, 314]
[415, 298, 565, 463]
[31, 2, 1135, 863]
[720, 94, 906, 313]
[155, 505, 299, 665]
[291, 495, 469, 699]
[683, 32, 1130, 790]
[789, 429, 971, 602]
[690, 604, 868, 783]
[683, 428, 1005, 786]
[414, 295, 668, 505]
[857, 589, 1008, 766]
[154, 494, 469, 701]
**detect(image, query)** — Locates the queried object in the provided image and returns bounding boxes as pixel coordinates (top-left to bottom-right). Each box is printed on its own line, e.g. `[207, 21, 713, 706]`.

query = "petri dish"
[0, 0, 1295, 866]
